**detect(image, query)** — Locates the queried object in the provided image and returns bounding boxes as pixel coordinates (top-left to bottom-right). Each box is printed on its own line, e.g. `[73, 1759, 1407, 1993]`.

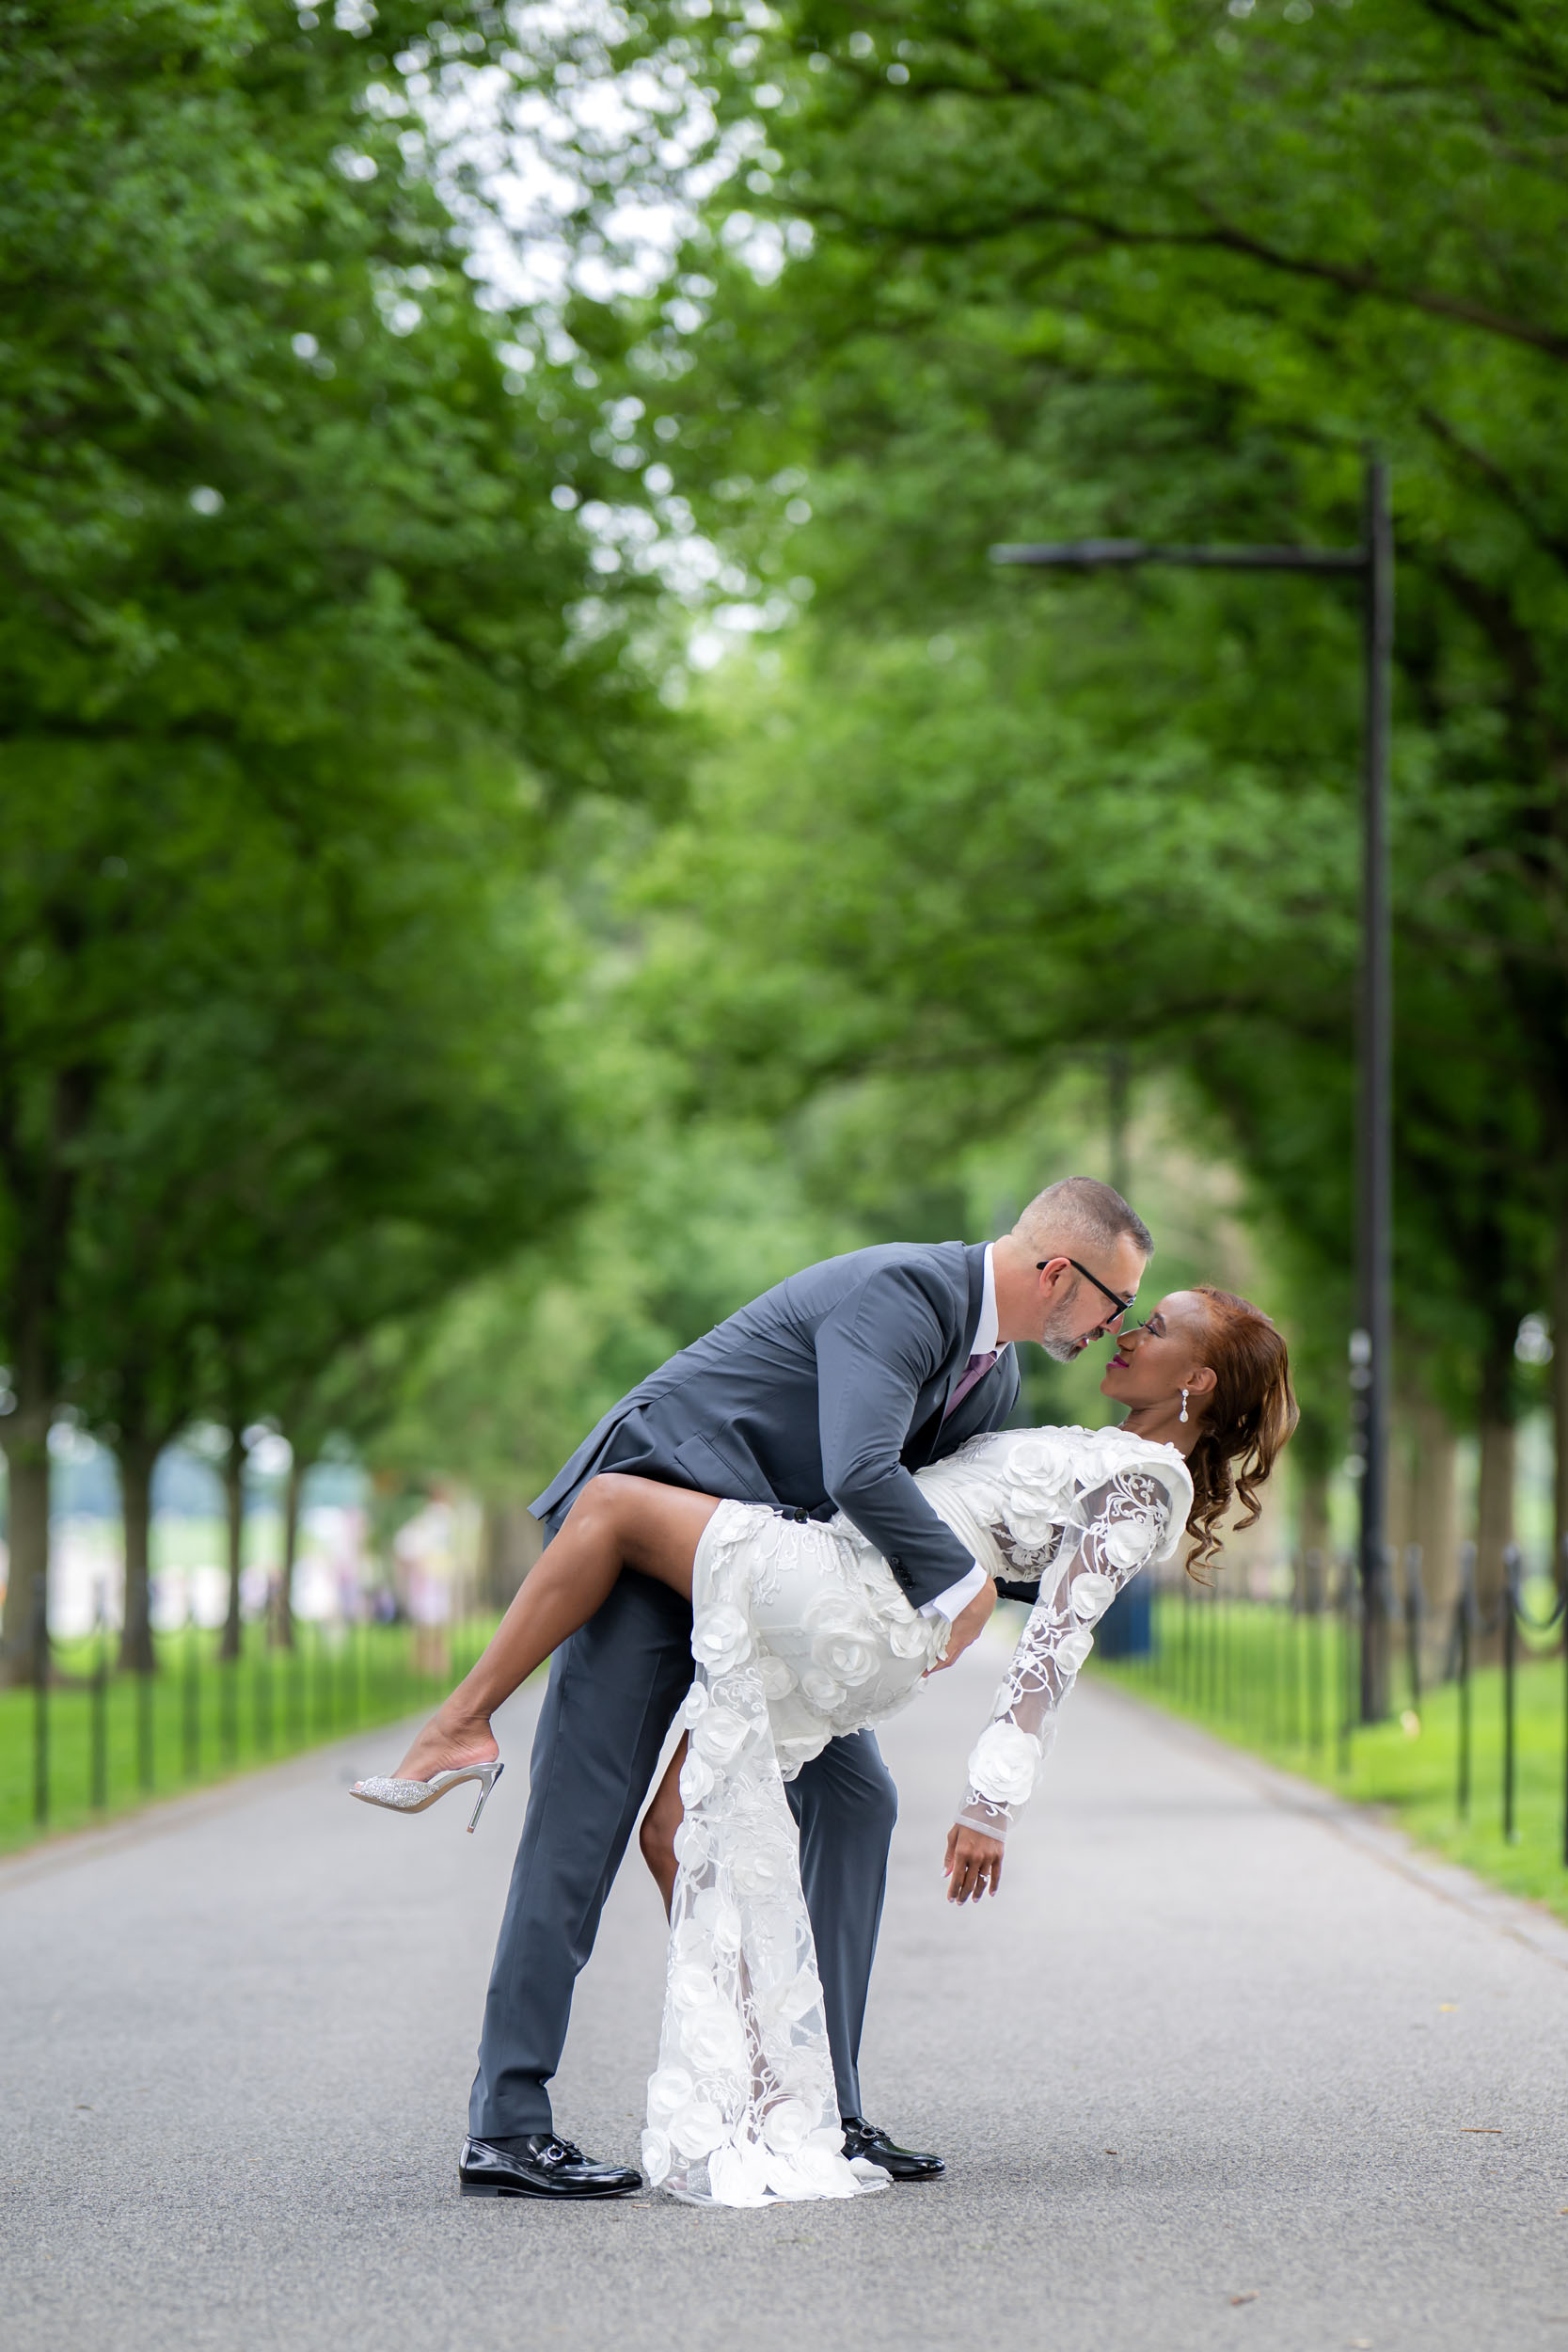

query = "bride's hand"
[943, 1821, 1004, 1903]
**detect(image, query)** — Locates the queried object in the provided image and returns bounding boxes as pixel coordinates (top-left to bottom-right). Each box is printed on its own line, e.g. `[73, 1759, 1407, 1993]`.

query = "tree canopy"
[0, 0, 673, 1669]
[4, 0, 1562, 1653]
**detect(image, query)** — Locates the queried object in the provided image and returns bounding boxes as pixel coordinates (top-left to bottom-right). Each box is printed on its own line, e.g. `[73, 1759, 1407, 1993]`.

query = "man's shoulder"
[762, 1240, 978, 1348]
[778, 1238, 974, 1309]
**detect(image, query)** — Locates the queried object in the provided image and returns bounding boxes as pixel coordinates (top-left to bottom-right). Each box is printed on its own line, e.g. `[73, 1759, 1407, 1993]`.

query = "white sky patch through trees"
[378, 0, 811, 663]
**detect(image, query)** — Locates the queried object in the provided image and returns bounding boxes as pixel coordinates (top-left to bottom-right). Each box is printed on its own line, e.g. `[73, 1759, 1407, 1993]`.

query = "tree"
[0, 0, 674, 1673]
[65, 742, 586, 1661]
[533, 0, 1567, 1565]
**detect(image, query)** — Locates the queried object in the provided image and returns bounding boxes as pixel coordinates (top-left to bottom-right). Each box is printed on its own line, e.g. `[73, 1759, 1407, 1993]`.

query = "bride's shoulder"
[1075, 1423, 1194, 1502]
[947, 1424, 1089, 1479]
[966, 1422, 1191, 1497]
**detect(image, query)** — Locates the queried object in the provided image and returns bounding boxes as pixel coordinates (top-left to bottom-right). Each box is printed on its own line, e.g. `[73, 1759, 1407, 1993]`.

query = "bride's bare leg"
[639, 1737, 688, 1917]
[392, 1476, 719, 1782]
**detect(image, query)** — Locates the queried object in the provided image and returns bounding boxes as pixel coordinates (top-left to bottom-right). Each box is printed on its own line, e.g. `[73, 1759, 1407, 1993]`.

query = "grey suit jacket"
[531, 1241, 1020, 1613]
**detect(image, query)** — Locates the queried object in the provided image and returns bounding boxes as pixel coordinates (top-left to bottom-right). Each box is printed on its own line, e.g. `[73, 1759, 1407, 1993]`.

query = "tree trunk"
[117, 1435, 160, 1675]
[1386, 1406, 1415, 1565]
[1474, 1348, 1516, 1661]
[220, 1427, 245, 1662]
[0, 1066, 92, 1681]
[274, 1446, 302, 1651]
[0, 1421, 52, 1686]
[1554, 1216, 1568, 1595]
[1407, 1393, 1458, 1681]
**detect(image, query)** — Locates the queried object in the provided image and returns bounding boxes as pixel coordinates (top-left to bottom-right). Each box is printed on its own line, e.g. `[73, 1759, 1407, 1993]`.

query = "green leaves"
[0, 0, 684, 1661]
[578, 0, 1568, 1443]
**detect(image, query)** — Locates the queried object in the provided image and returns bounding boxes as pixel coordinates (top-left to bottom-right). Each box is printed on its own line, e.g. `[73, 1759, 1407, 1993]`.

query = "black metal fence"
[1101, 1536, 1568, 1863]
[6, 1590, 494, 1851]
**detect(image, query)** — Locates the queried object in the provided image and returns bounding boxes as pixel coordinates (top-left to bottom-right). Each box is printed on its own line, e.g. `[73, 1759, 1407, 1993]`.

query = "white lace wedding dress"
[641, 1423, 1193, 2207]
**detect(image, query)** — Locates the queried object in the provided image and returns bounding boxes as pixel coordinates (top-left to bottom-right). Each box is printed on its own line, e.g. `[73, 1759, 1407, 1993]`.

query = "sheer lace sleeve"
[955, 1470, 1173, 1839]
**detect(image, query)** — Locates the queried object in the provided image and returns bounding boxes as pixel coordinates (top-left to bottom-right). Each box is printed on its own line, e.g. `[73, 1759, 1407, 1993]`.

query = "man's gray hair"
[1013, 1177, 1153, 1263]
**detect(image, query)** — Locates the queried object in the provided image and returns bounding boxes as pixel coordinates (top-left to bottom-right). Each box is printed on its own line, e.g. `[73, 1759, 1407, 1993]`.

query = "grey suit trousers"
[467, 1563, 895, 2137]
[469, 1240, 1017, 2143]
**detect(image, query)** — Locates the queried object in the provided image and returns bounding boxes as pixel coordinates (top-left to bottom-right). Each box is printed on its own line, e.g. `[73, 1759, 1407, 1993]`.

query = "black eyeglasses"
[1038, 1257, 1138, 1327]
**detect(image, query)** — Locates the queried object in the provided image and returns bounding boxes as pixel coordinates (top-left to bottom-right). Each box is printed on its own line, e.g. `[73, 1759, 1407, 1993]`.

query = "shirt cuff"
[919, 1562, 988, 1622]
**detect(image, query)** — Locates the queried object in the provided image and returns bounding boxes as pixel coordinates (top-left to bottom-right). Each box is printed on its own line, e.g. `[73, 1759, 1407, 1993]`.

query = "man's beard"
[1039, 1304, 1092, 1365]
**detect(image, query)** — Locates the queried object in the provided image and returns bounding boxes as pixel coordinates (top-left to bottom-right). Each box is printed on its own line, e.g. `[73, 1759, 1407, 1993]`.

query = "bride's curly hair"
[1183, 1286, 1299, 1578]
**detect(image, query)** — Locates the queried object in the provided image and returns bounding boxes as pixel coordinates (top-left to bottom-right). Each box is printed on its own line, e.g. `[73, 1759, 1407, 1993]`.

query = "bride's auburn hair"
[1184, 1285, 1298, 1578]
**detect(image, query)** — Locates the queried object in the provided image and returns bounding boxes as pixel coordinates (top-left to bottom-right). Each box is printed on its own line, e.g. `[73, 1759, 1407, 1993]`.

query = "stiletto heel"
[467, 1764, 503, 1833]
[350, 1757, 503, 1826]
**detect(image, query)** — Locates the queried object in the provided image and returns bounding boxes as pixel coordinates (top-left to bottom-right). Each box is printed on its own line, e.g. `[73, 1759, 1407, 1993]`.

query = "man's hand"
[929, 1574, 996, 1672]
[943, 1822, 1004, 1903]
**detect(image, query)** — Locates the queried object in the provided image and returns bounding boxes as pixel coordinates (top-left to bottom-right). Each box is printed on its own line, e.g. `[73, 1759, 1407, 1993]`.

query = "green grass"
[15, 1591, 1567, 1921]
[0, 1616, 500, 1855]
[1095, 1593, 1568, 1921]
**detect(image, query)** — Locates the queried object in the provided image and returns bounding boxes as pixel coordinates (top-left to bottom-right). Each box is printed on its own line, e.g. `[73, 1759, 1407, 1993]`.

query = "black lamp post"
[991, 453, 1394, 1722]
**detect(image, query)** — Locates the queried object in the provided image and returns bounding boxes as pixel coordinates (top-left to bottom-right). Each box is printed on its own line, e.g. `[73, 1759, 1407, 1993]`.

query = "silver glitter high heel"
[350, 1758, 504, 1833]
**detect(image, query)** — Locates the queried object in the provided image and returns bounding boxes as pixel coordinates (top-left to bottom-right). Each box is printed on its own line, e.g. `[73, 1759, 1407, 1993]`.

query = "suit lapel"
[910, 1243, 991, 1467]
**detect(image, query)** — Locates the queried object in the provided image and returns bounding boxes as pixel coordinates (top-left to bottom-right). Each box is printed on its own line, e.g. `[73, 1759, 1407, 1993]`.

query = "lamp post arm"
[990, 541, 1365, 573]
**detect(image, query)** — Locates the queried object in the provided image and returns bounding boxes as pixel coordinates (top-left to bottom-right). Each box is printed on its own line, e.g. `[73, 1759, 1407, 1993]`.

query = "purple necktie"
[944, 1349, 998, 1419]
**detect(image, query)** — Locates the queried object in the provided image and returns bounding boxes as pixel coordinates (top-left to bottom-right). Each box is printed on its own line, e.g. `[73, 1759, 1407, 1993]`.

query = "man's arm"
[814, 1263, 987, 1614]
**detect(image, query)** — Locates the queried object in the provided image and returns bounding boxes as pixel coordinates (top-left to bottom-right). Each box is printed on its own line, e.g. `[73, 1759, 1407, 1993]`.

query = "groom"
[461, 1177, 1151, 2199]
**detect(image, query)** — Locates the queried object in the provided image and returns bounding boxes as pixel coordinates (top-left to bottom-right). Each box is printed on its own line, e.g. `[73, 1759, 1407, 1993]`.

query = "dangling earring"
[1180, 1389, 1189, 1424]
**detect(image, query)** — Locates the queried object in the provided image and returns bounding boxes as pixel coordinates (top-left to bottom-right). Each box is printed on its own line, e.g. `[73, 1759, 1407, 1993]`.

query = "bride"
[355, 1283, 1294, 2205]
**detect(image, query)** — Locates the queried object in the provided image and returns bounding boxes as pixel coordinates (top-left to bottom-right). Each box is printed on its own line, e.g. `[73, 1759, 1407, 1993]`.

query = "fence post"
[1560, 1535, 1568, 1867]
[220, 1612, 238, 1767]
[1502, 1541, 1521, 1845]
[90, 1581, 109, 1812]
[1285, 1572, 1298, 1741]
[307, 1617, 318, 1740]
[182, 1595, 200, 1780]
[255, 1603, 272, 1756]
[1457, 1540, 1475, 1822]
[1303, 1549, 1323, 1759]
[1338, 1551, 1356, 1775]
[32, 1576, 50, 1829]
[137, 1623, 154, 1793]
[288, 1615, 304, 1748]
[1403, 1543, 1423, 1710]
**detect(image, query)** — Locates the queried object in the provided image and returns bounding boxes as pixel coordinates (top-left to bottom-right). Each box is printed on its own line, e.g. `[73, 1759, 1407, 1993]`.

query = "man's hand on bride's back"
[930, 1575, 997, 1672]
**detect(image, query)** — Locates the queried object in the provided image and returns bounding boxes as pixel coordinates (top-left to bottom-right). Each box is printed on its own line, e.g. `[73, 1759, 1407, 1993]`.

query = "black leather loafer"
[840, 2117, 945, 2183]
[459, 2133, 641, 2200]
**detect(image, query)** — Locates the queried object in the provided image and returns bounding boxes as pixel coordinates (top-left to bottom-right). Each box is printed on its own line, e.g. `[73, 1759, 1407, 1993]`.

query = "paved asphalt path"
[6, 1621, 1568, 2352]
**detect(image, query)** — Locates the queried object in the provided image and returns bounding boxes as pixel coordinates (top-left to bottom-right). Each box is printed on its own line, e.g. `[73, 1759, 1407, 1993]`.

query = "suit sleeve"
[814, 1265, 983, 1613]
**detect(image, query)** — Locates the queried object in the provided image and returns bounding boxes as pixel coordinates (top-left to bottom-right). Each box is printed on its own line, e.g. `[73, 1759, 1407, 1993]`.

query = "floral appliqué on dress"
[643, 1425, 1191, 2206]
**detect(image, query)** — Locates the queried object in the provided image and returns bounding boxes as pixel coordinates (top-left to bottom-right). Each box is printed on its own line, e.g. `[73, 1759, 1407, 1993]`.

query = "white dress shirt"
[919, 1242, 1001, 1623]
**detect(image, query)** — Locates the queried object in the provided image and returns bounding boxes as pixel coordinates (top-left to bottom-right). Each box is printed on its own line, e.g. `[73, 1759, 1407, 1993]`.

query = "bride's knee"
[570, 1471, 641, 1544]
